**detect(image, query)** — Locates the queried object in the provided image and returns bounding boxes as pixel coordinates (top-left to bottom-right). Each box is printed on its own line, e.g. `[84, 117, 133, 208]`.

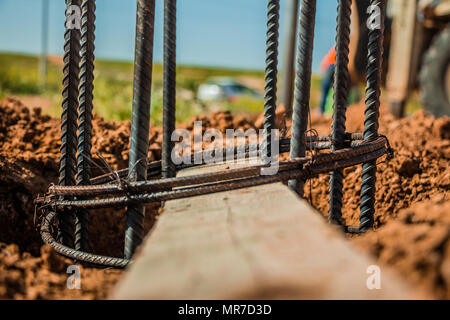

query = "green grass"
[404, 92, 423, 114]
[0, 52, 427, 126]
[0, 52, 329, 125]
[0, 53, 272, 124]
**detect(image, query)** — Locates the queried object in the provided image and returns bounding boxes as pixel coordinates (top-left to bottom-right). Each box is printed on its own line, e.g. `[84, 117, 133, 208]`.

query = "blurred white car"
[197, 78, 262, 102]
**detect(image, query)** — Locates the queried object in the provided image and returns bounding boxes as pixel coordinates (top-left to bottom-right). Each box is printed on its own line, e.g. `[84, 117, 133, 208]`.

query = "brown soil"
[302, 102, 450, 299]
[0, 97, 449, 299]
[0, 97, 161, 299]
[0, 243, 122, 299]
[304, 102, 450, 229]
[0, 97, 255, 299]
[355, 195, 450, 299]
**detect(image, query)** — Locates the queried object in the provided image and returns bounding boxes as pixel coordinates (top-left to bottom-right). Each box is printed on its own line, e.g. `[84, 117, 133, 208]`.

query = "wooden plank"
[113, 161, 421, 299]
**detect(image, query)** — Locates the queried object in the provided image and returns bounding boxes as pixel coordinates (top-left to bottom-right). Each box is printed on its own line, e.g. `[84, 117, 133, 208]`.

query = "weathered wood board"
[113, 161, 421, 299]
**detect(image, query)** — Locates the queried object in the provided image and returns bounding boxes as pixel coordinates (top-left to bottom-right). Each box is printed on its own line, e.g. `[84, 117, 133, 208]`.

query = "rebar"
[40, 137, 389, 210]
[125, 0, 156, 259]
[75, 0, 96, 253]
[47, 136, 387, 198]
[89, 133, 365, 185]
[58, 0, 81, 248]
[162, 0, 177, 179]
[288, 0, 317, 197]
[38, 0, 390, 268]
[360, 0, 386, 232]
[280, 0, 299, 115]
[39, 132, 391, 267]
[40, 146, 388, 267]
[263, 0, 280, 159]
[42, 211, 129, 268]
[329, 0, 352, 225]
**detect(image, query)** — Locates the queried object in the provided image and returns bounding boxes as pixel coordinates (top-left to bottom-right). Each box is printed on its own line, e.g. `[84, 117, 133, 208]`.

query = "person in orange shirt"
[319, 46, 336, 116]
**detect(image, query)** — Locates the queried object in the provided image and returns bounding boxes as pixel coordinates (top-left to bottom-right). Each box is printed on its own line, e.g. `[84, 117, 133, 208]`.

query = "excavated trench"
[0, 97, 449, 299]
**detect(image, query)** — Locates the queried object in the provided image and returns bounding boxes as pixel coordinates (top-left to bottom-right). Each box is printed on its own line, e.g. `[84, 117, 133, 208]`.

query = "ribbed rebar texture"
[125, 0, 156, 259]
[288, 0, 316, 197]
[58, 0, 81, 247]
[360, 0, 385, 231]
[42, 211, 129, 268]
[88, 132, 364, 184]
[329, 0, 352, 225]
[75, 0, 96, 252]
[42, 137, 389, 210]
[280, 0, 299, 116]
[263, 0, 280, 159]
[162, 0, 177, 179]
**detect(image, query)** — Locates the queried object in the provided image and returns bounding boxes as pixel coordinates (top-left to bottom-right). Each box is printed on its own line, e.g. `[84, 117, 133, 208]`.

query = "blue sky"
[0, 0, 337, 72]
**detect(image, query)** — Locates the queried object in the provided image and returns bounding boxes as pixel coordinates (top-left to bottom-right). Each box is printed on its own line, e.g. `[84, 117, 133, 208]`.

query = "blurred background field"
[0, 0, 426, 123]
[0, 52, 422, 126]
[0, 52, 324, 125]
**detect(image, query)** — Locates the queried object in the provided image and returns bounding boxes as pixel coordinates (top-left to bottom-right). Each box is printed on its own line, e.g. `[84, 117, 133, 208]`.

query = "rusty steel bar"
[280, 0, 299, 115]
[89, 133, 365, 185]
[58, 0, 81, 248]
[329, 0, 352, 225]
[162, 0, 177, 179]
[42, 139, 389, 210]
[42, 211, 129, 268]
[360, 0, 386, 231]
[47, 136, 389, 199]
[263, 0, 280, 159]
[75, 0, 96, 253]
[288, 0, 317, 197]
[125, 0, 156, 259]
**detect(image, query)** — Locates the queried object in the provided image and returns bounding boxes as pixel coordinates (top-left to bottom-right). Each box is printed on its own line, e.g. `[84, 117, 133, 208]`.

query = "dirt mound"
[0, 98, 60, 255]
[355, 195, 450, 299]
[0, 97, 161, 257]
[181, 110, 256, 132]
[291, 102, 449, 298]
[0, 98, 258, 299]
[0, 242, 122, 299]
[304, 103, 450, 229]
[0, 97, 158, 299]
[254, 101, 449, 298]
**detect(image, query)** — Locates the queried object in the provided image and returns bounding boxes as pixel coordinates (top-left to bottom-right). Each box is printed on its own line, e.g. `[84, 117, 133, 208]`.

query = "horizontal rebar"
[47, 135, 383, 198]
[90, 133, 365, 185]
[39, 137, 388, 209]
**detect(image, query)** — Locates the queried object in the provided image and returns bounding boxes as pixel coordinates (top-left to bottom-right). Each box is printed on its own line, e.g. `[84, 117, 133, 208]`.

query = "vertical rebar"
[75, 0, 96, 252]
[360, 0, 385, 231]
[288, 0, 316, 197]
[162, 0, 177, 179]
[280, 0, 299, 116]
[329, 0, 352, 225]
[263, 0, 280, 159]
[125, 0, 156, 259]
[58, 0, 81, 248]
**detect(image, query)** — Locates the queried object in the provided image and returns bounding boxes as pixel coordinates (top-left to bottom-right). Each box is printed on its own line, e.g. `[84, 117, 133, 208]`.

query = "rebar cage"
[36, 0, 391, 268]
